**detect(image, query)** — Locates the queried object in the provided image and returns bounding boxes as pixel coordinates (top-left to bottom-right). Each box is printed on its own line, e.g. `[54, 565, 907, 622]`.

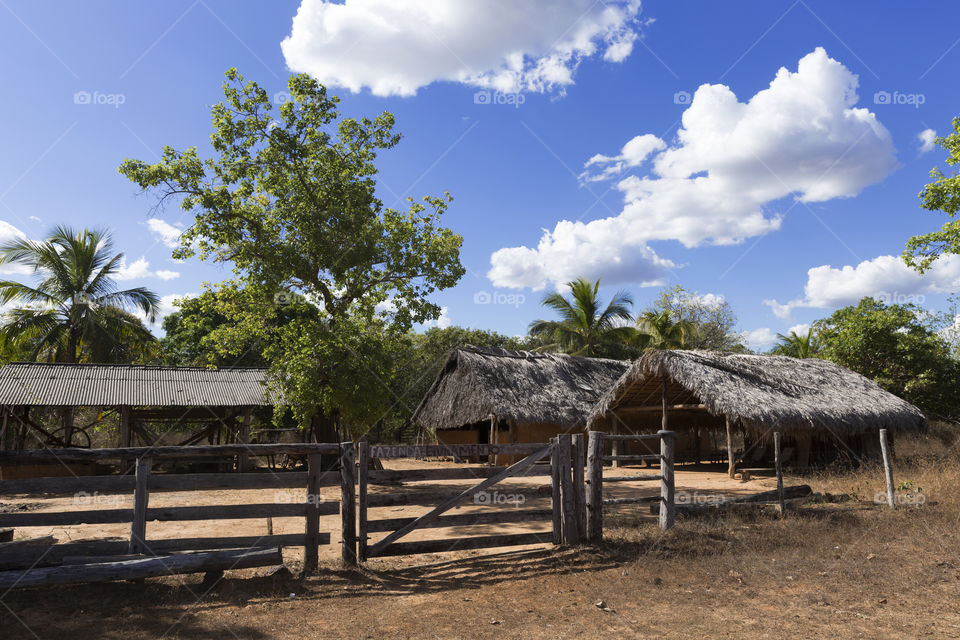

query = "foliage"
[904, 117, 960, 271]
[119, 70, 464, 436]
[634, 309, 693, 350]
[814, 297, 960, 421]
[528, 278, 635, 358]
[770, 328, 820, 359]
[0, 226, 159, 363]
[651, 285, 743, 350]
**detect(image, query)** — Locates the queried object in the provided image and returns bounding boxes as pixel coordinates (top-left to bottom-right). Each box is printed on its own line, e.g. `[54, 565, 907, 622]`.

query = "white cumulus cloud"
[147, 218, 182, 248]
[765, 254, 960, 318]
[116, 256, 180, 281]
[918, 128, 937, 153]
[742, 327, 777, 350]
[281, 0, 644, 96]
[0, 221, 32, 275]
[489, 48, 898, 290]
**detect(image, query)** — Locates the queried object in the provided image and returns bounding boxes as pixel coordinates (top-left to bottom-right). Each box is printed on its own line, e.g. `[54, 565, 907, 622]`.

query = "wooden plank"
[586, 431, 603, 543]
[340, 441, 357, 566]
[303, 453, 322, 574]
[602, 454, 661, 462]
[614, 404, 708, 413]
[1, 475, 136, 495]
[148, 502, 337, 521]
[572, 433, 586, 541]
[602, 496, 660, 506]
[0, 547, 282, 589]
[602, 475, 662, 482]
[357, 440, 369, 562]
[369, 443, 548, 459]
[0, 442, 341, 462]
[659, 430, 676, 530]
[371, 532, 549, 558]
[365, 509, 553, 533]
[0, 509, 133, 528]
[550, 438, 561, 545]
[365, 486, 551, 508]
[600, 433, 666, 441]
[129, 457, 151, 553]
[366, 443, 553, 558]
[880, 429, 896, 509]
[366, 464, 552, 483]
[0, 471, 332, 495]
[557, 434, 577, 544]
[726, 415, 736, 478]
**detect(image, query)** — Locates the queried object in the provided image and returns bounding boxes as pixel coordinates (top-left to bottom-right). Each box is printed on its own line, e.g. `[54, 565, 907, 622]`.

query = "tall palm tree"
[0, 226, 160, 364]
[635, 310, 693, 350]
[771, 328, 819, 359]
[528, 277, 635, 357]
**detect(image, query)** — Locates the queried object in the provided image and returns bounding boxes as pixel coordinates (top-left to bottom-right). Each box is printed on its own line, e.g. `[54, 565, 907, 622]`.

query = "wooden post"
[0, 408, 8, 451]
[357, 439, 369, 563]
[119, 406, 132, 473]
[880, 428, 895, 509]
[774, 431, 785, 516]
[725, 415, 735, 478]
[488, 414, 497, 465]
[128, 457, 151, 554]
[550, 437, 561, 545]
[658, 431, 675, 531]
[661, 375, 669, 432]
[339, 441, 357, 565]
[586, 431, 603, 542]
[304, 453, 322, 574]
[557, 434, 577, 544]
[611, 420, 620, 469]
[237, 407, 252, 473]
[572, 433, 586, 541]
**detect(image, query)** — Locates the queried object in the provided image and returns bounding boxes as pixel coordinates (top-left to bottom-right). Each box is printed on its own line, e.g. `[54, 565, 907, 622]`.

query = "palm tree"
[528, 278, 636, 357]
[635, 310, 693, 350]
[771, 328, 819, 359]
[0, 226, 160, 364]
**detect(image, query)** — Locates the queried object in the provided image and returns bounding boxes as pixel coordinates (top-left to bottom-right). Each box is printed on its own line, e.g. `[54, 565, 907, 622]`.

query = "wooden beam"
[615, 404, 708, 413]
[372, 532, 549, 558]
[0, 442, 341, 461]
[128, 457, 151, 554]
[304, 453, 322, 573]
[365, 509, 552, 533]
[726, 415, 735, 479]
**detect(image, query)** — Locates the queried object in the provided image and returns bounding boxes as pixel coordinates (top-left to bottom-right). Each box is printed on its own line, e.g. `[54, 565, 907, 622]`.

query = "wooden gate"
[356, 436, 584, 561]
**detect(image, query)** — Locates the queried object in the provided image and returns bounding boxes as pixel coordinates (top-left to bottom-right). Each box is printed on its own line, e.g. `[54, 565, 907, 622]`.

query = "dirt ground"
[3, 450, 959, 639]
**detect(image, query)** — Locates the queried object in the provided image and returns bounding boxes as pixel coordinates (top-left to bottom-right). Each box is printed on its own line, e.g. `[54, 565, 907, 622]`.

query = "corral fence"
[0, 433, 676, 586]
[585, 430, 677, 541]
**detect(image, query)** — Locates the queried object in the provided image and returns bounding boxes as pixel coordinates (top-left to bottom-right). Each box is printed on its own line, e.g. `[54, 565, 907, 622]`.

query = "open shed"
[412, 346, 630, 463]
[586, 349, 929, 470]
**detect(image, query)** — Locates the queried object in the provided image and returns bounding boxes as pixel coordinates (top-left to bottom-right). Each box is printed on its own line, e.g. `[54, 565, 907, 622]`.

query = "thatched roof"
[587, 350, 928, 434]
[412, 346, 630, 430]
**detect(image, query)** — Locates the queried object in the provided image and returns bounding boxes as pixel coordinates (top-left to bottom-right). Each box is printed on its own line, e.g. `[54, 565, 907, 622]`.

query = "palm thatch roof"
[587, 350, 928, 434]
[412, 346, 630, 430]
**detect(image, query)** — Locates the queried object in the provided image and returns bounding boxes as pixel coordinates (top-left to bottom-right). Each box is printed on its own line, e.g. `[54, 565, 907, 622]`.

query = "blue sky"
[1, 1, 959, 349]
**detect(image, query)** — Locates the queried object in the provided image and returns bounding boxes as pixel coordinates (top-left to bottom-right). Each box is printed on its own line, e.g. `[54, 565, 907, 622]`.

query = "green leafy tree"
[528, 278, 635, 358]
[770, 328, 820, 359]
[651, 285, 742, 350]
[635, 310, 693, 350]
[814, 297, 960, 420]
[119, 70, 464, 437]
[0, 226, 159, 364]
[905, 117, 960, 271]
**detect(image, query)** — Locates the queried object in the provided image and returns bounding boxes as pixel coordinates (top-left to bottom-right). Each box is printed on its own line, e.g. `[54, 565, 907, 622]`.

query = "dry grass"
[3, 430, 960, 639]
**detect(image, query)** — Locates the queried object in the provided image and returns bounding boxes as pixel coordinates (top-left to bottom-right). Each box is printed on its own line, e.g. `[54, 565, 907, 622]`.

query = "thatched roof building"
[413, 346, 630, 431]
[587, 349, 928, 435]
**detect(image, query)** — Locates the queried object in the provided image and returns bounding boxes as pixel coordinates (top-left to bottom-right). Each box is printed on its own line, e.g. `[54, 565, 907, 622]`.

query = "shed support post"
[880, 428, 896, 509]
[586, 431, 603, 542]
[658, 431, 676, 530]
[237, 407, 252, 473]
[119, 406, 132, 473]
[0, 407, 7, 451]
[725, 415, 735, 478]
[611, 420, 620, 468]
[774, 431, 785, 516]
[488, 414, 497, 466]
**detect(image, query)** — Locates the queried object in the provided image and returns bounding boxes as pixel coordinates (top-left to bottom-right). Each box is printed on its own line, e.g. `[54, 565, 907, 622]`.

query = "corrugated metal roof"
[0, 363, 275, 407]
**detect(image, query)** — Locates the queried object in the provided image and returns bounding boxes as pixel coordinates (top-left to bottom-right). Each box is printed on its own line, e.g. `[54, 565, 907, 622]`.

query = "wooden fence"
[585, 430, 676, 541]
[0, 443, 349, 585]
[0, 432, 677, 584]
